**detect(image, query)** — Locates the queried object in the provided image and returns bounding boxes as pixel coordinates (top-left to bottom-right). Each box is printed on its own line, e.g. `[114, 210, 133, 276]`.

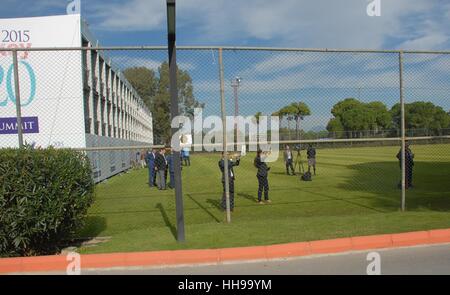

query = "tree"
[331, 98, 362, 119]
[327, 117, 344, 138]
[274, 102, 311, 140]
[254, 111, 263, 124]
[366, 101, 392, 132]
[390, 101, 450, 136]
[288, 102, 311, 140]
[123, 67, 157, 110]
[124, 62, 204, 144]
[327, 98, 392, 138]
[340, 104, 376, 138]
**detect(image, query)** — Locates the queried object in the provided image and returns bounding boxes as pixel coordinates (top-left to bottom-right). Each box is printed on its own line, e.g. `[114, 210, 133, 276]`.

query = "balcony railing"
[85, 118, 92, 134]
[93, 77, 98, 93]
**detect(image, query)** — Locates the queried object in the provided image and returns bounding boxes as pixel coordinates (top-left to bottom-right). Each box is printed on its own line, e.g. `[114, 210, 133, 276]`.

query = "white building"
[0, 14, 153, 182]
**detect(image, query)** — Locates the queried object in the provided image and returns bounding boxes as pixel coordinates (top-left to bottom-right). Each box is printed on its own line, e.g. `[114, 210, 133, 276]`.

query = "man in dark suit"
[154, 148, 167, 190]
[254, 150, 271, 204]
[146, 148, 157, 187]
[166, 148, 176, 189]
[307, 144, 317, 175]
[397, 142, 415, 188]
[218, 152, 240, 211]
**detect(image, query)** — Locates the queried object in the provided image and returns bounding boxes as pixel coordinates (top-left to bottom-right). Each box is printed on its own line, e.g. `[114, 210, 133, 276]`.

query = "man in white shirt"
[284, 145, 295, 175]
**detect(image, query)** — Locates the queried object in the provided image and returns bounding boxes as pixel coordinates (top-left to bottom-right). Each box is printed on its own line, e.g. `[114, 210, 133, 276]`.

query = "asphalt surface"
[32, 243, 450, 275]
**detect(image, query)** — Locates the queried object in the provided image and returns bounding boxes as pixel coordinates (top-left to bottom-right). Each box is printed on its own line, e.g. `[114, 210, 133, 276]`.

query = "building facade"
[0, 14, 153, 182]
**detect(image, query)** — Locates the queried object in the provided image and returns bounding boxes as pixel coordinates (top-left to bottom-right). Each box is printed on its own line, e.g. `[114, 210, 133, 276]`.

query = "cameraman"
[307, 144, 317, 175]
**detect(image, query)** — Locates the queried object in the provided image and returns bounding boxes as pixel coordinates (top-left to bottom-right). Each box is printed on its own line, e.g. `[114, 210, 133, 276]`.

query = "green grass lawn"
[77, 144, 450, 254]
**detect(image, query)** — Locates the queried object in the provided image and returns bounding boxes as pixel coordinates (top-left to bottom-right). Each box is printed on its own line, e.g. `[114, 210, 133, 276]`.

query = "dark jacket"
[218, 158, 240, 181]
[166, 153, 174, 173]
[155, 153, 167, 171]
[396, 147, 414, 167]
[254, 156, 270, 177]
[307, 147, 316, 159]
[146, 152, 156, 166]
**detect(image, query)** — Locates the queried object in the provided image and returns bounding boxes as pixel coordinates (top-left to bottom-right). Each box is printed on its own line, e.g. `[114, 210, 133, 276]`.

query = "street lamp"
[231, 77, 241, 151]
[166, 0, 185, 242]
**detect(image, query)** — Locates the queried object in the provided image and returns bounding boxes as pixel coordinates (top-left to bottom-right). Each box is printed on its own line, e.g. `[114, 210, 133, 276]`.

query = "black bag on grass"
[301, 171, 312, 181]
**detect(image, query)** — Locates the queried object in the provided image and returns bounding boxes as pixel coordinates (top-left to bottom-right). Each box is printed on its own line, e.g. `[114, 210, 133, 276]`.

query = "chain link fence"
[1, 46, 449, 251]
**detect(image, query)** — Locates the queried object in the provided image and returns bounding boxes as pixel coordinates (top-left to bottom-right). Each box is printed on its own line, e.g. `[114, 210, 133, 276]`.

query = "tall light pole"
[231, 77, 241, 151]
[166, 0, 185, 242]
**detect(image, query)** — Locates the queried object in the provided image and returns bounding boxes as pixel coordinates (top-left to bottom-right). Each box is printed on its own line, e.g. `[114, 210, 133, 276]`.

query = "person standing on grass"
[182, 146, 191, 166]
[146, 148, 157, 187]
[307, 144, 317, 175]
[254, 149, 271, 204]
[219, 152, 240, 211]
[155, 148, 167, 190]
[140, 149, 147, 168]
[165, 148, 176, 189]
[284, 145, 295, 175]
[397, 142, 415, 188]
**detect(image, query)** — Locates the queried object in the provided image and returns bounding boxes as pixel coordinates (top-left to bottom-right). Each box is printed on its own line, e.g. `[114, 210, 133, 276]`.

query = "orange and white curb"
[1, 228, 450, 274]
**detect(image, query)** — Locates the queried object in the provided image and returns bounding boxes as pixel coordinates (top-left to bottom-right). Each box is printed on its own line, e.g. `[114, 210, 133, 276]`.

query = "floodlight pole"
[167, 0, 185, 241]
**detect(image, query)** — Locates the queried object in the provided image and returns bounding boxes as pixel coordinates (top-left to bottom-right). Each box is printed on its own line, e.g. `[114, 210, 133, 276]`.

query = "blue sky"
[2, 0, 450, 49]
[2, 0, 450, 130]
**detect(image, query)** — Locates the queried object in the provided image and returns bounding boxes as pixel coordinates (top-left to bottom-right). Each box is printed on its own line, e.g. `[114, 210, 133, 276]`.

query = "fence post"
[219, 48, 231, 223]
[167, 0, 185, 241]
[12, 50, 24, 148]
[399, 51, 406, 211]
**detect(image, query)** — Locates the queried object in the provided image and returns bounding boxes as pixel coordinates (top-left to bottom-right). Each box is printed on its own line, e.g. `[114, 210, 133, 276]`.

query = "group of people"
[218, 149, 272, 212]
[218, 144, 319, 212]
[146, 147, 193, 190]
[145, 141, 415, 212]
[283, 144, 317, 176]
[146, 148, 176, 190]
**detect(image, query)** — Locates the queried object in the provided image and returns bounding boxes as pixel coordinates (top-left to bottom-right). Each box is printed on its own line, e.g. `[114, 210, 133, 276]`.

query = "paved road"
[31, 243, 450, 275]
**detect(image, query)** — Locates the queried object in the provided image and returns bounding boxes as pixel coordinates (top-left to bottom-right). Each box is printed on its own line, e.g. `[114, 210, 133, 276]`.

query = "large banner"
[0, 14, 84, 148]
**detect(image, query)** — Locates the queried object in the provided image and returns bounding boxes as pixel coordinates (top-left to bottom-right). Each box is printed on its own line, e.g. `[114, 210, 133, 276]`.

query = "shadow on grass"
[156, 203, 177, 240]
[237, 193, 258, 203]
[339, 161, 450, 211]
[186, 194, 221, 223]
[76, 216, 107, 238]
[206, 199, 222, 211]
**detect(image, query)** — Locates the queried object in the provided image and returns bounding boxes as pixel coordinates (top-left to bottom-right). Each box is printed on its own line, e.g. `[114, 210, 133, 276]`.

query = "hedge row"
[0, 146, 94, 257]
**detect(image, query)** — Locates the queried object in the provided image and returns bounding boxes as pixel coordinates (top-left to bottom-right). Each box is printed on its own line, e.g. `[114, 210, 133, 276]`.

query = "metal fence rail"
[1, 45, 449, 229]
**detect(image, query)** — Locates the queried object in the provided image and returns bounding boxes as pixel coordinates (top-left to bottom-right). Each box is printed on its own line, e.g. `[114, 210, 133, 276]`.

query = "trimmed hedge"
[0, 146, 94, 257]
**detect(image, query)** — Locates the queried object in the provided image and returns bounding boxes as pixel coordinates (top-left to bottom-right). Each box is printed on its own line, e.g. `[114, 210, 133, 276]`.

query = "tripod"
[294, 149, 305, 174]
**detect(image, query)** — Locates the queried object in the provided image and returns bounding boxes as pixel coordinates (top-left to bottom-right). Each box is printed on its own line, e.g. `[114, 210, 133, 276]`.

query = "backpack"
[301, 171, 312, 181]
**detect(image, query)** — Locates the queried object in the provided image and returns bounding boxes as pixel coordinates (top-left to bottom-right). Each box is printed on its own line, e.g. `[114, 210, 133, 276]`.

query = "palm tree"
[286, 102, 311, 140]
[254, 111, 263, 125]
[286, 115, 294, 140]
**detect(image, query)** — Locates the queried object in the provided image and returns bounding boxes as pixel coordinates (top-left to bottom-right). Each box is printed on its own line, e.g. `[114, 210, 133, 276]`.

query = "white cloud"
[113, 56, 195, 71]
[87, 0, 448, 50]
[90, 0, 165, 31]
